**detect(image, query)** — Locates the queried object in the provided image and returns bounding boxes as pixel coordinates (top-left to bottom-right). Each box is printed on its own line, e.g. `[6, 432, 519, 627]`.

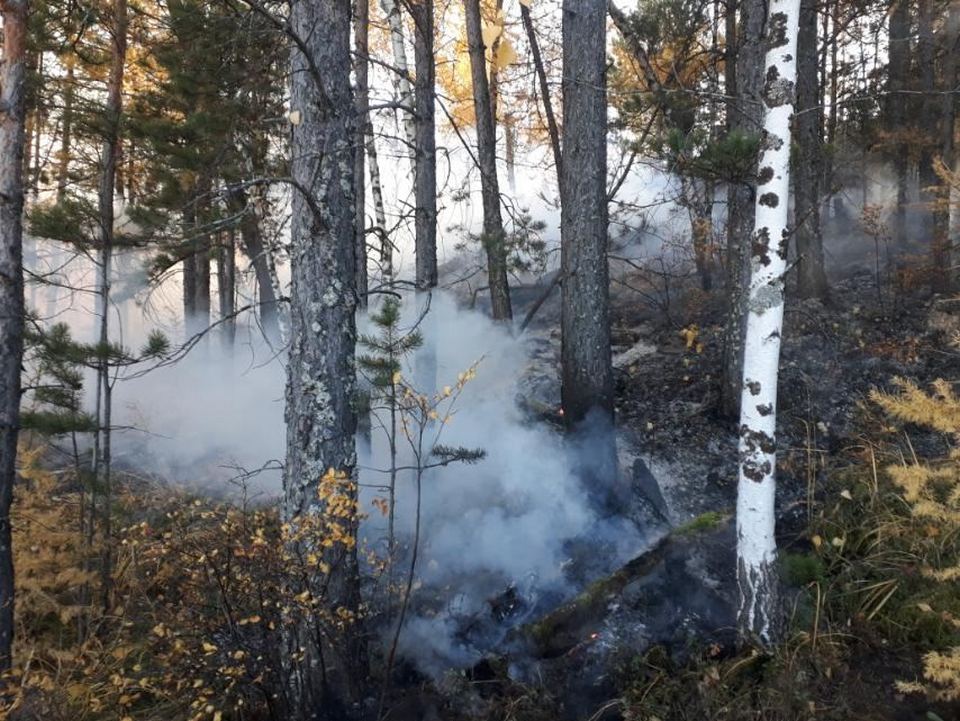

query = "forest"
[0, 0, 959, 718]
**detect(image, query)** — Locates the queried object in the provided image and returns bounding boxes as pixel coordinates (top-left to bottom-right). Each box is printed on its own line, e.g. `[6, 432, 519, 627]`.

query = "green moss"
[781, 552, 826, 586]
[674, 510, 728, 537]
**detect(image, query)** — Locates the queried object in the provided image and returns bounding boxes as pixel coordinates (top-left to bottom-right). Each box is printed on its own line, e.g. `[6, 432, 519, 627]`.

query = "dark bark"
[888, 0, 910, 245]
[283, 0, 365, 716]
[720, 0, 764, 418]
[354, 0, 369, 307]
[520, 2, 562, 190]
[561, 0, 618, 503]
[937, 1, 959, 287]
[917, 0, 943, 289]
[218, 229, 236, 350]
[182, 200, 197, 329]
[793, 0, 828, 300]
[194, 183, 211, 334]
[230, 187, 279, 341]
[464, 0, 512, 321]
[95, 0, 127, 611]
[410, 0, 437, 290]
[56, 59, 75, 201]
[0, 0, 28, 674]
[560, 0, 613, 423]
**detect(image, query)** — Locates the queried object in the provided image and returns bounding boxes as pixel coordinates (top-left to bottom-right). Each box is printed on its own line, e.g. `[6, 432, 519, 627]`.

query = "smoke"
[104, 290, 647, 675]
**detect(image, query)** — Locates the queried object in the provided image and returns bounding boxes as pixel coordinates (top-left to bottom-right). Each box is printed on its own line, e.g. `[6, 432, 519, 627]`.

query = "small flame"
[558, 407, 565, 418]
[589, 632, 599, 640]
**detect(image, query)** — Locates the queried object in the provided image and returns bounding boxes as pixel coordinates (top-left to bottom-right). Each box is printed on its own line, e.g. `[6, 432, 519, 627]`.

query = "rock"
[612, 338, 657, 369]
[632, 458, 669, 521]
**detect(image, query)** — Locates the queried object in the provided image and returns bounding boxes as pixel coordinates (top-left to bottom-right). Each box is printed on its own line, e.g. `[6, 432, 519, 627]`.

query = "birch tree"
[0, 0, 28, 672]
[380, 0, 416, 164]
[283, 0, 364, 714]
[735, 0, 801, 644]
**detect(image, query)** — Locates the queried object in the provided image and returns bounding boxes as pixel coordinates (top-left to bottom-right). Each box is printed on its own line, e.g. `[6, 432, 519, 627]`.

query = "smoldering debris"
[105, 290, 648, 675]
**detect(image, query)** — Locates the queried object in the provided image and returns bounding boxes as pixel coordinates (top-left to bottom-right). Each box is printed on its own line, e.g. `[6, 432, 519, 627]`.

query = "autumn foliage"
[2, 447, 361, 721]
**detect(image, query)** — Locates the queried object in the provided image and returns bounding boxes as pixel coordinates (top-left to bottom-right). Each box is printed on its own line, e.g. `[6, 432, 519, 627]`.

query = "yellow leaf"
[481, 23, 502, 48]
[519, 0, 532, 6]
[494, 38, 517, 68]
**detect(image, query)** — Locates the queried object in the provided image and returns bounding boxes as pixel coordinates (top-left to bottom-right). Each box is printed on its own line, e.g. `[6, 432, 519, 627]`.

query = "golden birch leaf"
[482, 23, 502, 47]
[495, 38, 517, 68]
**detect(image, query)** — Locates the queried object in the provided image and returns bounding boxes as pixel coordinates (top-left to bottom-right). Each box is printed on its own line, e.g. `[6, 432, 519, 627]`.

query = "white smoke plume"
[104, 290, 646, 674]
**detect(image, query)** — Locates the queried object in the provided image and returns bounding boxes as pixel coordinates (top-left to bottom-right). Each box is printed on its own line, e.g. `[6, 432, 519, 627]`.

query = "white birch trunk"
[735, 0, 801, 644]
[379, 0, 417, 166]
[364, 128, 391, 281]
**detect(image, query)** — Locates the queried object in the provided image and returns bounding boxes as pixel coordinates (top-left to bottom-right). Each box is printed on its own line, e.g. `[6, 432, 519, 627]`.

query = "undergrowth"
[620, 375, 960, 721]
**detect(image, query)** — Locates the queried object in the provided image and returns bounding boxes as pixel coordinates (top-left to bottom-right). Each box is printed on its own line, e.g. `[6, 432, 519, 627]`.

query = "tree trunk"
[380, 0, 417, 165]
[365, 127, 391, 282]
[230, 186, 279, 342]
[917, 0, 942, 289]
[354, 0, 370, 307]
[95, 0, 127, 611]
[943, 1, 959, 286]
[464, 0, 512, 321]
[736, 0, 801, 646]
[56, 57, 75, 201]
[29, 50, 41, 199]
[182, 198, 197, 335]
[720, 0, 764, 418]
[0, 0, 28, 674]
[793, 0, 828, 300]
[560, 0, 616, 495]
[284, 0, 365, 716]
[411, 0, 437, 291]
[521, 2, 562, 190]
[194, 183, 211, 335]
[218, 229, 236, 350]
[888, 0, 910, 246]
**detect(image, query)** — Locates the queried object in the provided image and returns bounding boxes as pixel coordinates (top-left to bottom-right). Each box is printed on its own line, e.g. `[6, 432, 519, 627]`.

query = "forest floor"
[417, 261, 960, 721]
[10, 258, 960, 721]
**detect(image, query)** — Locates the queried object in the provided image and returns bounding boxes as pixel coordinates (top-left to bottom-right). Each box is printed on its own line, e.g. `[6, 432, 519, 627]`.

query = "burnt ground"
[412, 262, 960, 721]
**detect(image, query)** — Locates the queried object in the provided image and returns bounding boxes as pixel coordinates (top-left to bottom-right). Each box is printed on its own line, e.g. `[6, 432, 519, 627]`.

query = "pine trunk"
[230, 186, 279, 342]
[720, 0, 764, 418]
[520, 2, 562, 187]
[95, 0, 127, 611]
[888, 0, 910, 246]
[736, 0, 801, 645]
[793, 0, 828, 300]
[464, 0, 512, 321]
[354, 0, 369, 307]
[218, 229, 236, 350]
[0, 0, 28, 673]
[411, 0, 437, 290]
[560, 0, 616, 489]
[56, 58, 75, 201]
[944, 1, 959, 286]
[284, 0, 365, 715]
